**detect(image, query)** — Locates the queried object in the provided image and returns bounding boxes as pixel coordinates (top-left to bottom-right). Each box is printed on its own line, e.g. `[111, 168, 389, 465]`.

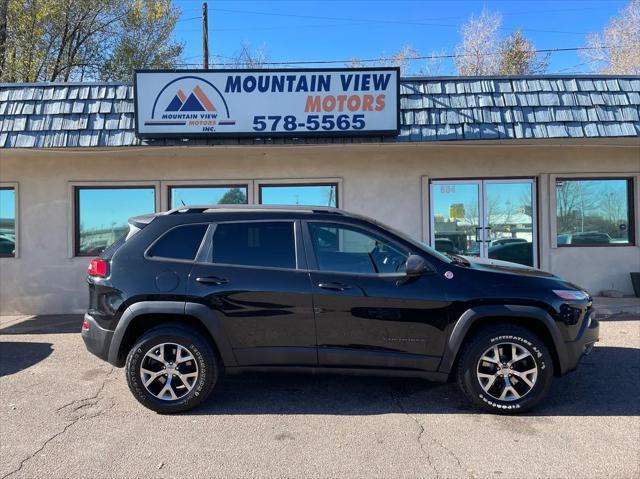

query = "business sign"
[134, 68, 399, 138]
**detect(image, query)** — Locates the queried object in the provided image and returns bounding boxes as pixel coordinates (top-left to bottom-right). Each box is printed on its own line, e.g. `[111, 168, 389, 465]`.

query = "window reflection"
[0, 188, 16, 257]
[170, 186, 248, 208]
[260, 184, 338, 207]
[556, 179, 632, 246]
[76, 187, 155, 256]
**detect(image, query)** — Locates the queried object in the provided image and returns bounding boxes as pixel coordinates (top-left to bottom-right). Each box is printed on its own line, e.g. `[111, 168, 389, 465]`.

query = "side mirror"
[405, 254, 429, 277]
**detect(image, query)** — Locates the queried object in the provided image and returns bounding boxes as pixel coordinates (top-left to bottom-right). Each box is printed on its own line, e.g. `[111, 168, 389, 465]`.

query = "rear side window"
[148, 224, 208, 260]
[211, 222, 296, 269]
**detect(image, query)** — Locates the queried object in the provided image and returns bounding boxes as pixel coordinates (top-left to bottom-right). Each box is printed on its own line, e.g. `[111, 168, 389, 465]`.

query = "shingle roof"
[1, 75, 638, 148]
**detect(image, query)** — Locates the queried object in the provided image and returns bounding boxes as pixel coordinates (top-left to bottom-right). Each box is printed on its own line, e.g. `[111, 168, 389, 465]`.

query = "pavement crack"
[2, 367, 116, 479]
[55, 366, 115, 413]
[391, 386, 475, 479]
[391, 387, 440, 478]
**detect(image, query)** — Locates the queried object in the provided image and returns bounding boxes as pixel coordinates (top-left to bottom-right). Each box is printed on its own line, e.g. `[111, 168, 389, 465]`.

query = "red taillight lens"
[82, 320, 90, 331]
[87, 258, 108, 277]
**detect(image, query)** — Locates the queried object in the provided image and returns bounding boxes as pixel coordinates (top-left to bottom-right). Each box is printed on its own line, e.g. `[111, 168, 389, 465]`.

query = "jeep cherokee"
[81, 205, 599, 414]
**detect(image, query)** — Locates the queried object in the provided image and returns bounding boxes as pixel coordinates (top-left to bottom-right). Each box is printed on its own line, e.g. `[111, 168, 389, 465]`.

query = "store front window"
[0, 188, 16, 257]
[169, 185, 248, 208]
[75, 186, 155, 256]
[259, 183, 338, 207]
[431, 179, 536, 267]
[556, 178, 634, 246]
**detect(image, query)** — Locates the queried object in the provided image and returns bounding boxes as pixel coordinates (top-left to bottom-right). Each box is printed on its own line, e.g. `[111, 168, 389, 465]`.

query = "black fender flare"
[107, 301, 237, 367]
[438, 304, 569, 375]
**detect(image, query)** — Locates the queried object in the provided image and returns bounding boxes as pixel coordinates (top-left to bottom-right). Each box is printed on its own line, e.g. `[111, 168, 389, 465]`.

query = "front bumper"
[561, 312, 599, 374]
[81, 313, 114, 363]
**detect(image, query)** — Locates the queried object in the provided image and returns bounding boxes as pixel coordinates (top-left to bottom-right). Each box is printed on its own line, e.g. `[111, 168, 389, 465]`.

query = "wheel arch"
[107, 301, 237, 368]
[439, 305, 568, 378]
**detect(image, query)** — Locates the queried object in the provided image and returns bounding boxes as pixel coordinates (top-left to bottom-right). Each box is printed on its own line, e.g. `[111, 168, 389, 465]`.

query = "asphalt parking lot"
[1, 313, 639, 479]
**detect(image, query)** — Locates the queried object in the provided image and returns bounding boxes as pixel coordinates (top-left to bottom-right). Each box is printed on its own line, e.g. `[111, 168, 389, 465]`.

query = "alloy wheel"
[140, 343, 199, 401]
[476, 342, 538, 401]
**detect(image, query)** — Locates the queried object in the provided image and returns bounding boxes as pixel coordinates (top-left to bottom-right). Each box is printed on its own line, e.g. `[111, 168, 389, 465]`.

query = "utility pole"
[202, 2, 209, 69]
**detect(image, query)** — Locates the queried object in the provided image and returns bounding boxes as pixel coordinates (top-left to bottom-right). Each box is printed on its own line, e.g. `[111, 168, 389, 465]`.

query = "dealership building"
[0, 70, 639, 315]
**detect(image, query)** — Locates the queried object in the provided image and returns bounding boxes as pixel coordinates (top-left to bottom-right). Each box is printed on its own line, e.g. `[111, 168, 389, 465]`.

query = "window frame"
[144, 222, 210, 264]
[72, 183, 159, 257]
[552, 176, 636, 248]
[256, 179, 341, 208]
[302, 219, 412, 277]
[0, 183, 19, 259]
[166, 182, 252, 210]
[199, 219, 305, 271]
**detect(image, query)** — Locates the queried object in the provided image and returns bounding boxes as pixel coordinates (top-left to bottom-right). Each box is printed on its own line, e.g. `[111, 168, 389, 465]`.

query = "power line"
[204, 7, 591, 35]
[173, 45, 621, 67]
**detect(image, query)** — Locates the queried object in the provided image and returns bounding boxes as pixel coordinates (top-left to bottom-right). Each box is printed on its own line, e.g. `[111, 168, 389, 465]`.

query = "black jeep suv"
[82, 205, 598, 414]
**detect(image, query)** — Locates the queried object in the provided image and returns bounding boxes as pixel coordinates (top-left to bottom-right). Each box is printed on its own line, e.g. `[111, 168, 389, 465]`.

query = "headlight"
[553, 290, 589, 300]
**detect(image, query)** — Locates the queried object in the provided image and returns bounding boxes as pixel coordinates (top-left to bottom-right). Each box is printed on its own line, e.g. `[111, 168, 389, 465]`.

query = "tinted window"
[211, 222, 296, 269]
[76, 187, 155, 256]
[260, 184, 337, 207]
[308, 223, 408, 274]
[149, 224, 208, 260]
[556, 178, 633, 246]
[0, 188, 16, 257]
[170, 186, 248, 208]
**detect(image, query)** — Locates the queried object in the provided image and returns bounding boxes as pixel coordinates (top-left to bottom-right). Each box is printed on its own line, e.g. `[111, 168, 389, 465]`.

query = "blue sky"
[172, 0, 628, 75]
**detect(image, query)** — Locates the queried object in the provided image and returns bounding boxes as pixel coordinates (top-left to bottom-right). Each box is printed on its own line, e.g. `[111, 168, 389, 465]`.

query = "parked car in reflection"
[557, 232, 611, 245]
[488, 241, 533, 267]
[434, 238, 460, 254]
[0, 233, 15, 256]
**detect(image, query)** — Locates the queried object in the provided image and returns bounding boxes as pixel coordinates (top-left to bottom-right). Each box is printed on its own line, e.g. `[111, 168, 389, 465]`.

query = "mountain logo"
[166, 85, 217, 112]
[144, 75, 235, 129]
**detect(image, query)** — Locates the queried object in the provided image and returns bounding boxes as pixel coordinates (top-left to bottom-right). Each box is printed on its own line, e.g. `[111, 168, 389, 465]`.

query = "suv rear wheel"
[125, 325, 220, 413]
[456, 324, 553, 414]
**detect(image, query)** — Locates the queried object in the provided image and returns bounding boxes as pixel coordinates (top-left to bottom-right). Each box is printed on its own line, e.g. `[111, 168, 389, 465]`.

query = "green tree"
[218, 188, 247, 205]
[101, 0, 183, 81]
[0, 0, 182, 82]
[499, 29, 549, 75]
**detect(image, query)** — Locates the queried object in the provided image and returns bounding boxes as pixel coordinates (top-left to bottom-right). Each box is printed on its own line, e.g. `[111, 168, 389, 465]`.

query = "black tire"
[125, 324, 220, 414]
[456, 324, 554, 414]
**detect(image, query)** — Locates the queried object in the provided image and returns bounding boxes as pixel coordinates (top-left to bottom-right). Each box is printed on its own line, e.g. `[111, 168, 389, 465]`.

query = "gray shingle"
[566, 122, 584, 137]
[2, 74, 639, 148]
[495, 80, 512, 93]
[436, 124, 461, 140]
[577, 79, 595, 91]
[554, 107, 573, 122]
[477, 94, 493, 107]
[426, 82, 442, 94]
[414, 110, 429, 125]
[545, 123, 568, 138]
[538, 92, 560, 106]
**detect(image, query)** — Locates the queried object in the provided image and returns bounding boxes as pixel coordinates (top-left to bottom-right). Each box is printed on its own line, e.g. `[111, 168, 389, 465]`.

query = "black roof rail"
[165, 204, 347, 215]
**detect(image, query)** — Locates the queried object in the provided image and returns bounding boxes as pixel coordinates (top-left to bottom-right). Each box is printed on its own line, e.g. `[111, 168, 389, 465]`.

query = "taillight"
[87, 258, 108, 277]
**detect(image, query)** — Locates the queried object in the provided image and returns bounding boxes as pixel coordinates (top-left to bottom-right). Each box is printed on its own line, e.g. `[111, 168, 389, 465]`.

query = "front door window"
[431, 180, 537, 267]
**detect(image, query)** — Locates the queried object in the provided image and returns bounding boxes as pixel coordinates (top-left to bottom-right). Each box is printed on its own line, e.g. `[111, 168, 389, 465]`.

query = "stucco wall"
[1, 138, 639, 314]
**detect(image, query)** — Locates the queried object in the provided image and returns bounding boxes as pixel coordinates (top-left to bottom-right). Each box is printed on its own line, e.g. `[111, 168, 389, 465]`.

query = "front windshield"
[369, 218, 452, 264]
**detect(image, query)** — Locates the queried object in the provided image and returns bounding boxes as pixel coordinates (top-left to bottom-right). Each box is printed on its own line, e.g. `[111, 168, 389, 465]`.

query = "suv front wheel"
[456, 324, 553, 414]
[125, 325, 220, 413]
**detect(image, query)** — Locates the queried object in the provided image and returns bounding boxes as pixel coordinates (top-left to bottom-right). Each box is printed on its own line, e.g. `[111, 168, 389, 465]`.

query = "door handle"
[196, 276, 228, 285]
[318, 282, 352, 292]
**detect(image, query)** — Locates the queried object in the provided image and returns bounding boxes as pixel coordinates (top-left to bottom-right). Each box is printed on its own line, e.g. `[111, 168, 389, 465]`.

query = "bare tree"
[224, 42, 269, 69]
[454, 9, 502, 76]
[582, 0, 640, 74]
[499, 29, 549, 74]
[378, 44, 420, 76]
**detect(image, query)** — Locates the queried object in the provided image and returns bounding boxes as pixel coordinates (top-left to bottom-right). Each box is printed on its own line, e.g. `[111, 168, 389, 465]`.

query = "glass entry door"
[430, 179, 537, 267]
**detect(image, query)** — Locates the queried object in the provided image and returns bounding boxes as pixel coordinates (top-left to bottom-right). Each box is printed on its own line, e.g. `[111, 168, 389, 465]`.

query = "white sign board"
[134, 68, 400, 138]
